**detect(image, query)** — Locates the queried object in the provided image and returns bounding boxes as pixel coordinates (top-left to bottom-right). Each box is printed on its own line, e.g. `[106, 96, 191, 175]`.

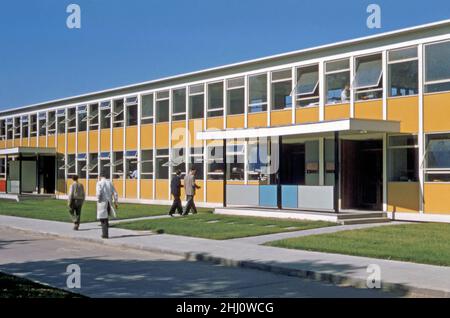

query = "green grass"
[267, 223, 450, 267]
[0, 272, 85, 298]
[114, 213, 336, 240]
[0, 199, 212, 223]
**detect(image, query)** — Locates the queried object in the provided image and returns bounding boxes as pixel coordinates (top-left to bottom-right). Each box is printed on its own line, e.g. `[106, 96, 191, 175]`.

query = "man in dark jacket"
[169, 170, 183, 216]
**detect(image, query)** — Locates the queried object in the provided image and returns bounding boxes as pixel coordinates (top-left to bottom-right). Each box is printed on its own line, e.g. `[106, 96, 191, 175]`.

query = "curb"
[1, 224, 448, 298]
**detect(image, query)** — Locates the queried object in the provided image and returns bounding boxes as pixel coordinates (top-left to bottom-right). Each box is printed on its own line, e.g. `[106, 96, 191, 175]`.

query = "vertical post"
[36, 154, 40, 194]
[277, 136, 282, 210]
[223, 139, 227, 207]
[334, 132, 340, 213]
[19, 154, 22, 195]
[5, 155, 8, 194]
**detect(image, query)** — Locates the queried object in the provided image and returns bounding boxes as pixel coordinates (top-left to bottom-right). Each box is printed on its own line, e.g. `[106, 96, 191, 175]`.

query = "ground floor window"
[207, 145, 224, 180]
[226, 143, 245, 181]
[99, 152, 111, 179]
[189, 147, 204, 179]
[88, 153, 98, 179]
[156, 149, 169, 179]
[140, 150, 153, 180]
[0, 157, 6, 179]
[388, 135, 418, 182]
[125, 151, 138, 179]
[425, 133, 450, 182]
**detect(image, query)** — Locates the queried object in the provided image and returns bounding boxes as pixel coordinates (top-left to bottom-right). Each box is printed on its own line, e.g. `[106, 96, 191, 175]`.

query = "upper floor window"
[78, 105, 87, 132]
[47, 111, 56, 135]
[296, 64, 319, 107]
[425, 40, 450, 93]
[156, 91, 170, 123]
[353, 54, 383, 101]
[14, 117, 21, 138]
[126, 96, 138, 126]
[38, 112, 46, 136]
[100, 101, 111, 129]
[227, 77, 245, 115]
[271, 69, 292, 110]
[388, 47, 418, 97]
[248, 74, 268, 113]
[29, 114, 37, 137]
[325, 59, 350, 104]
[112, 99, 124, 128]
[172, 88, 186, 121]
[141, 94, 154, 125]
[57, 109, 66, 134]
[0, 119, 5, 140]
[88, 104, 99, 130]
[425, 133, 450, 182]
[6, 118, 13, 140]
[189, 84, 204, 119]
[207, 81, 224, 117]
[67, 108, 77, 133]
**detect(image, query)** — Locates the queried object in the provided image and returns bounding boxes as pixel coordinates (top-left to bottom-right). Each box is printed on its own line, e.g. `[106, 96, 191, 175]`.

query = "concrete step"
[340, 217, 391, 225]
[337, 212, 387, 220]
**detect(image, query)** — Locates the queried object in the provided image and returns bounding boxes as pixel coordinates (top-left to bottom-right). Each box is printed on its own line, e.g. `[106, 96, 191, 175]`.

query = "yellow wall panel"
[270, 110, 292, 127]
[296, 107, 319, 124]
[193, 180, 204, 202]
[248, 113, 267, 128]
[226, 115, 244, 129]
[38, 137, 45, 147]
[354, 100, 383, 120]
[56, 178, 66, 195]
[113, 179, 124, 198]
[77, 131, 87, 153]
[325, 104, 350, 121]
[424, 93, 450, 132]
[67, 133, 76, 153]
[47, 135, 56, 148]
[6, 140, 13, 148]
[387, 182, 420, 213]
[155, 123, 169, 149]
[88, 179, 97, 197]
[189, 119, 203, 148]
[125, 127, 138, 150]
[207, 118, 223, 130]
[125, 179, 137, 199]
[207, 181, 223, 203]
[100, 129, 110, 152]
[14, 139, 21, 147]
[0, 140, 6, 149]
[140, 179, 153, 200]
[140, 125, 154, 149]
[172, 121, 186, 149]
[88, 131, 99, 153]
[57, 135, 65, 153]
[155, 179, 168, 200]
[424, 183, 450, 214]
[387, 97, 419, 133]
[112, 128, 124, 151]
[29, 137, 37, 148]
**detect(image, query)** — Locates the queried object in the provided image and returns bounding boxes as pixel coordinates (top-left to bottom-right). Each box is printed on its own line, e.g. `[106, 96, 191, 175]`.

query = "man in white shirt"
[96, 172, 119, 239]
[341, 85, 350, 102]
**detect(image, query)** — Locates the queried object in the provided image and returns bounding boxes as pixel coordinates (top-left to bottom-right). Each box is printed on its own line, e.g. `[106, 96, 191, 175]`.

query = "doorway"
[341, 139, 383, 210]
[38, 156, 56, 194]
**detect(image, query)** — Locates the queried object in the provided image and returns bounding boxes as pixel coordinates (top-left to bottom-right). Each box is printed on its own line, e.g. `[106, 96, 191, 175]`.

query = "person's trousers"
[169, 195, 183, 215]
[69, 200, 83, 225]
[100, 219, 109, 238]
[184, 195, 197, 215]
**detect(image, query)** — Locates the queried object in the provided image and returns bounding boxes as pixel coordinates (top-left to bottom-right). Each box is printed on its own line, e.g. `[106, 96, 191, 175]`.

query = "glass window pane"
[208, 82, 223, 110]
[389, 135, 418, 147]
[389, 47, 418, 62]
[156, 158, 169, 179]
[426, 173, 450, 182]
[227, 88, 245, 115]
[425, 41, 450, 83]
[272, 69, 291, 81]
[326, 72, 350, 104]
[190, 94, 204, 119]
[389, 60, 418, 97]
[248, 74, 267, 113]
[426, 134, 450, 169]
[389, 148, 418, 182]
[156, 100, 169, 123]
[272, 81, 292, 110]
[227, 77, 244, 89]
[189, 84, 204, 95]
[172, 88, 186, 114]
[296, 65, 319, 95]
[126, 104, 138, 126]
[142, 94, 154, 118]
[326, 59, 350, 72]
[353, 54, 382, 89]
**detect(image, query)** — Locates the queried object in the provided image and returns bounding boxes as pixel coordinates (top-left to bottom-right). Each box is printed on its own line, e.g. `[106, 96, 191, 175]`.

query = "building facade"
[2, 20, 450, 222]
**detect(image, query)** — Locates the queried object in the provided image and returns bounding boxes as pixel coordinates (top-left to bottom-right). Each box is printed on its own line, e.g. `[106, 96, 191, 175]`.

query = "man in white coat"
[96, 172, 119, 239]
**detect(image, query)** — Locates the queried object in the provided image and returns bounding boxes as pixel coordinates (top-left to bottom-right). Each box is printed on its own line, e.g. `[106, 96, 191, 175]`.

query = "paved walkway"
[1, 215, 449, 297]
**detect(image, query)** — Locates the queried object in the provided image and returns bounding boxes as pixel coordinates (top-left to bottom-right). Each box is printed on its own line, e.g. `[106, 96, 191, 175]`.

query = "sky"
[0, 0, 449, 110]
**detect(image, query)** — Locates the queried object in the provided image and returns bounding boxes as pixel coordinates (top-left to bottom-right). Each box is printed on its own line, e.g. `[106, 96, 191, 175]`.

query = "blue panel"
[282, 185, 298, 209]
[259, 185, 278, 208]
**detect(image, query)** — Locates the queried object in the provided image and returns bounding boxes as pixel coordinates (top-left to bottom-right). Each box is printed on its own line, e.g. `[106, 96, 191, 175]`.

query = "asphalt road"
[0, 228, 399, 298]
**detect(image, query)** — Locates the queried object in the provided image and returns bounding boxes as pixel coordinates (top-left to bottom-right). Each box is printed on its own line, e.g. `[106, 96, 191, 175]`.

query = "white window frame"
[271, 69, 293, 111]
[141, 93, 154, 124]
[325, 59, 351, 105]
[172, 88, 187, 121]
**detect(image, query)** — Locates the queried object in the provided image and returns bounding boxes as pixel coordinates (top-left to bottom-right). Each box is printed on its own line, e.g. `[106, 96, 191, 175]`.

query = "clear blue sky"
[0, 0, 449, 110]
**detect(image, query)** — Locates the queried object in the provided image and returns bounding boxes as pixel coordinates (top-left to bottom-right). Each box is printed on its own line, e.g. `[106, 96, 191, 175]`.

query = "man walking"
[67, 175, 85, 231]
[183, 168, 200, 216]
[169, 170, 183, 216]
[96, 172, 119, 239]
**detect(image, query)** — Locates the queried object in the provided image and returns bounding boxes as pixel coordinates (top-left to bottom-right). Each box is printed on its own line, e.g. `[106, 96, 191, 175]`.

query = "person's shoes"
[101, 236, 109, 239]
[73, 224, 79, 231]
[192, 211, 198, 215]
[182, 212, 188, 216]
[168, 213, 174, 217]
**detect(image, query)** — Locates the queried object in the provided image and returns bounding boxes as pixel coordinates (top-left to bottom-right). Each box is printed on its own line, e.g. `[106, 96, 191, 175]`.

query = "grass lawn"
[0, 272, 85, 298]
[0, 199, 212, 223]
[114, 213, 336, 240]
[267, 223, 450, 267]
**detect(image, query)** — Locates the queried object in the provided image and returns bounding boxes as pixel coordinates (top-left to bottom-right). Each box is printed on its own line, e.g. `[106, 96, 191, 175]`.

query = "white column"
[418, 43, 425, 214]
[383, 133, 387, 212]
[137, 95, 142, 200]
[319, 61, 325, 122]
[382, 50, 388, 120]
[319, 137, 324, 186]
[350, 57, 355, 118]
[267, 71, 271, 126]
[292, 66, 296, 124]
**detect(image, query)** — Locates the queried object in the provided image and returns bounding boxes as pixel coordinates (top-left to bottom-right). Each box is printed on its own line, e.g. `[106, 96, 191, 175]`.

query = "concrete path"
[0, 228, 395, 298]
[228, 222, 406, 245]
[1, 215, 449, 297]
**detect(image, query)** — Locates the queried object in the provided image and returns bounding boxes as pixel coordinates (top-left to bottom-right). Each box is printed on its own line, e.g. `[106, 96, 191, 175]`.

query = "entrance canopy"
[0, 147, 56, 156]
[197, 118, 400, 141]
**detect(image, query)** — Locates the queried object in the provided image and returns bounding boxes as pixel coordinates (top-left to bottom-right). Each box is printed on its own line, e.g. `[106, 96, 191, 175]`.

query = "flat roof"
[1, 19, 450, 117]
[197, 119, 401, 140]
